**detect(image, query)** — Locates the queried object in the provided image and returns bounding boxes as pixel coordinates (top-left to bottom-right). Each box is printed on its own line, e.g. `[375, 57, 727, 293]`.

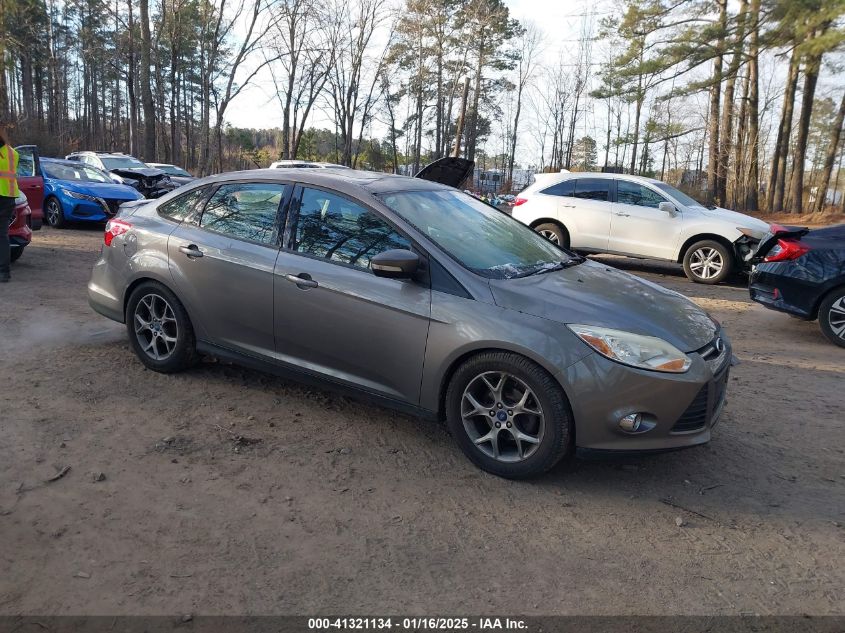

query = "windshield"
[43, 161, 111, 183]
[654, 182, 706, 208]
[157, 165, 191, 177]
[378, 189, 577, 279]
[101, 156, 147, 170]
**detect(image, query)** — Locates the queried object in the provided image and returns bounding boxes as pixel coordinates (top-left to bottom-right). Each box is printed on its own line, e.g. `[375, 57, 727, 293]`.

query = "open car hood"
[110, 167, 166, 179]
[414, 157, 474, 188]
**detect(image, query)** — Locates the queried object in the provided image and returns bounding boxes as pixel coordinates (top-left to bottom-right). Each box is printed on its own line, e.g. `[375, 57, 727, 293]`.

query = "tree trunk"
[769, 51, 799, 213]
[706, 0, 727, 206]
[716, 0, 747, 206]
[139, 0, 156, 161]
[789, 46, 824, 213]
[745, 0, 761, 212]
[812, 91, 845, 213]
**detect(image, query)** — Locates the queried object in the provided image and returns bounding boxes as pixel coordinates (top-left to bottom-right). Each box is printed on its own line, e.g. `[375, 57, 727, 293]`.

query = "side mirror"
[659, 201, 678, 217]
[371, 249, 420, 279]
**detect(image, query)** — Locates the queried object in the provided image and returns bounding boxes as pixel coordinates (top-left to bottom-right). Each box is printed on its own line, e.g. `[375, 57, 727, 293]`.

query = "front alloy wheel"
[45, 197, 65, 228]
[683, 240, 733, 284]
[446, 352, 573, 479]
[461, 371, 545, 462]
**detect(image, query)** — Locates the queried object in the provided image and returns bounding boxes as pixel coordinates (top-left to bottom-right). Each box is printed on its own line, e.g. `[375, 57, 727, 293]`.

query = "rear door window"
[199, 182, 286, 245]
[541, 179, 575, 197]
[158, 186, 212, 223]
[573, 178, 610, 202]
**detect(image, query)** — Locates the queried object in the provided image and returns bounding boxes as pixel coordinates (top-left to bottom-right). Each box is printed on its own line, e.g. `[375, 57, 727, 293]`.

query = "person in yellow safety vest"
[0, 119, 20, 283]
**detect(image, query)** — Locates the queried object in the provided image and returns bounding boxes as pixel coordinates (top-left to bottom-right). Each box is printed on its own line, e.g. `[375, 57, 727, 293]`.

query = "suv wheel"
[683, 240, 733, 284]
[45, 197, 65, 228]
[535, 222, 569, 249]
[126, 281, 199, 373]
[818, 288, 845, 348]
[445, 352, 573, 479]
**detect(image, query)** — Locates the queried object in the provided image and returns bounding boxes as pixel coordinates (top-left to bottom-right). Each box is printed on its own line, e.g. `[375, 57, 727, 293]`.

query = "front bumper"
[559, 335, 731, 452]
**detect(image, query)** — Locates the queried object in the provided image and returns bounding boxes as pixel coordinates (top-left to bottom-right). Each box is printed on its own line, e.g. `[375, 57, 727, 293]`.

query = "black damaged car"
[65, 151, 178, 199]
[749, 223, 845, 347]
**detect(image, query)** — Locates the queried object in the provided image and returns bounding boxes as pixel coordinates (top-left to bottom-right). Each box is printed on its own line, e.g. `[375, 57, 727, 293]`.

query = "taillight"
[764, 238, 809, 262]
[514, 197, 528, 206]
[104, 219, 132, 247]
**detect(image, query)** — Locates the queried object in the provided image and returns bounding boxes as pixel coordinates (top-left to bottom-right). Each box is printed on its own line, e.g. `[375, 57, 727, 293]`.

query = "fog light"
[619, 413, 642, 432]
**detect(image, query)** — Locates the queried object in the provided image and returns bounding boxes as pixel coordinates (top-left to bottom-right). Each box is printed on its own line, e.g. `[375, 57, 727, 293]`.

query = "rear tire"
[818, 287, 845, 348]
[683, 240, 733, 284]
[125, 281, 199, 373]
[535, 222, 569, 249]
[45, 197, 65, 228]
[445, 352, 573, 479]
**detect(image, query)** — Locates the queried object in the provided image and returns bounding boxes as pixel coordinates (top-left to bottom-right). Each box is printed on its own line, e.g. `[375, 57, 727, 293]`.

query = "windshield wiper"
[517, 258, 583, 278]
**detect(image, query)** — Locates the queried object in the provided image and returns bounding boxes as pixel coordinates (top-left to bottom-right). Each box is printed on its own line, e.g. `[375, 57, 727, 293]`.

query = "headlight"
[567, 325, 691, 373]
[62, 188, 97, 202]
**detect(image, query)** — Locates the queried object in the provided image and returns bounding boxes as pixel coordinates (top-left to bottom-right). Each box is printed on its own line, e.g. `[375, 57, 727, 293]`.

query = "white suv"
[512, 173, 770, 284]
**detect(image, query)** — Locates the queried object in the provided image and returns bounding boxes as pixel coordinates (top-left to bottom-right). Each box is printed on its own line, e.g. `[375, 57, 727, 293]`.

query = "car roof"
[43, 157, 105, 168]
[195, 168, 451, 195]
[532, 171, 663, 186]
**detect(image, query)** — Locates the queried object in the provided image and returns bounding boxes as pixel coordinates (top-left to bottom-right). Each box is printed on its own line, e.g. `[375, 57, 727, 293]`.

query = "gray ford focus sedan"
[88, 162, 732, 478]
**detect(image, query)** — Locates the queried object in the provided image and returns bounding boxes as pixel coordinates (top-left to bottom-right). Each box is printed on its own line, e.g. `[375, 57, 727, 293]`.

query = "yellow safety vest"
[0, 144, 20, 198]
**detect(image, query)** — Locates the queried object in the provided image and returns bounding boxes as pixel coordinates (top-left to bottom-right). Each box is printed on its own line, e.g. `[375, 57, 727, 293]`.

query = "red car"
[9, 193, 32, 262]
[15, 145, 44, 230]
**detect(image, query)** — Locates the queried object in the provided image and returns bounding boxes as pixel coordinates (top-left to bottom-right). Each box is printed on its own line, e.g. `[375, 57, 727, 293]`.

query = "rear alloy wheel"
[126, 281, 199, 373]
[535, 222, 569, 249]
[445, 352, 573, 479]
[683, 240, 733, 284]
[45, 197, 65, 228]
[818, 288, 845, 348]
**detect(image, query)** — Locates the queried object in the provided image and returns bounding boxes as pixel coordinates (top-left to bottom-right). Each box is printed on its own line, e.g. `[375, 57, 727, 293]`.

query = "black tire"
[535, 222, 569, 249]
[10, 247, 23, 263]
[45, 196, 65, 228]
[445, 351, 573, 479]
[818, 287, 845, 348]
[682, 239, 734, 284]
[125, 281, 199, 373]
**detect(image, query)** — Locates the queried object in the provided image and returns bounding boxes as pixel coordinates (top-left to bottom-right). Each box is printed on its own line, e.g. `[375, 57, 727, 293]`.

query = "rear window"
[574, 178, 610, 201]
[541, 180, 575, 197]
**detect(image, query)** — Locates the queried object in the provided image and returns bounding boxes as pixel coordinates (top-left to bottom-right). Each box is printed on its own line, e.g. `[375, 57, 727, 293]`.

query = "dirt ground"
[1, 227, 843, 616]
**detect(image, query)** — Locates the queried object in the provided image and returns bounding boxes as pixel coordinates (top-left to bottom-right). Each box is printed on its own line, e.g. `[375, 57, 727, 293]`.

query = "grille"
[697, 336, 729, 375]
[671, 384, 709, 433]
[103, 199, 130, 216]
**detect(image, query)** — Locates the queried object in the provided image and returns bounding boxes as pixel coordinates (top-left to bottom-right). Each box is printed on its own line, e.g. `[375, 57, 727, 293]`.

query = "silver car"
[88, 163, 732, 478]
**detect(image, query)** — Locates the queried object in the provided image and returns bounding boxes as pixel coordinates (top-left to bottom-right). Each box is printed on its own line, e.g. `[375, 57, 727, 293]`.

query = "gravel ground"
[0, 228, 843, 616]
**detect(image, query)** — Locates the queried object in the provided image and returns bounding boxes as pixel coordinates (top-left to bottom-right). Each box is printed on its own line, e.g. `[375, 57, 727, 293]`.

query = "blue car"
[41, 158, 143, 227]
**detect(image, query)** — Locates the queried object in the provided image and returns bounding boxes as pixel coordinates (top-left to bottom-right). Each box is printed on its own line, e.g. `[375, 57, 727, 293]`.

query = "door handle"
[179, 244, 204, 258]
[284, 273, 319, 289]
[614, 212, 630, 217]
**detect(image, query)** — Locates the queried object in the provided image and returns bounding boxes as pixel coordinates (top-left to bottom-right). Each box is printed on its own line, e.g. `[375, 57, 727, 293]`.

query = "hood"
[415, 157, 474, 188]
[700, 206, 770, 233]
[55, 180, 143, 200]
[488, 260, 717, 352]
[110, 167, 166, 179]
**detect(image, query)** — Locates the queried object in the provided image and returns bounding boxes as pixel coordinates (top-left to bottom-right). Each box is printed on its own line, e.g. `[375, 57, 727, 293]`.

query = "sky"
[224, 0, 616, 148]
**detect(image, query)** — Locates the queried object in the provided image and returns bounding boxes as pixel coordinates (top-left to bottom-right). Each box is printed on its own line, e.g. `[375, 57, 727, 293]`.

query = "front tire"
[10, 247, 23, 263]
[818, 287, 845, 348]
[683, 240, 733, 284]
[445, 352, 573, 479]
[125, 281, 199, 373]
[45, 197, 65, 228]
[535, 222, 570, 249]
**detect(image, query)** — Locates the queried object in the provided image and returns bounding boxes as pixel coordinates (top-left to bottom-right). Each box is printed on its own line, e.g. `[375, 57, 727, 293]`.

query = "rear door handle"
[284, 273, 319, 289]
[179, 244, 204, 258]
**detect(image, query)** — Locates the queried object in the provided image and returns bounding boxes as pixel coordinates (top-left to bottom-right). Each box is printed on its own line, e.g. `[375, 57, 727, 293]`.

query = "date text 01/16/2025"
[308, 618, 528, 630]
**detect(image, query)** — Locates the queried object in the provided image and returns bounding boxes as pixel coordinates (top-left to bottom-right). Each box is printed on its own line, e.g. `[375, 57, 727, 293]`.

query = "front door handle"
[179, 244, 204, 258]
[284, 273, 319, 289]
[614, 212, 630, 217]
